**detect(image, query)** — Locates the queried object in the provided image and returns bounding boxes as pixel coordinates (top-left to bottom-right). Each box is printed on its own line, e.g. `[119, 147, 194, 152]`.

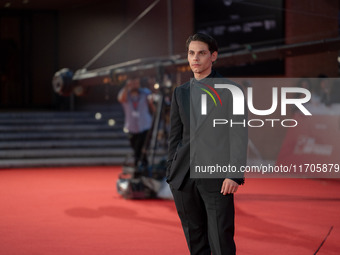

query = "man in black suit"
[167, 33, 248, 255]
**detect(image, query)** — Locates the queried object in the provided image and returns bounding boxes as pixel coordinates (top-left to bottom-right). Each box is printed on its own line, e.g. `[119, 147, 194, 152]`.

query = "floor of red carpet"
[0, 166, 339, 255]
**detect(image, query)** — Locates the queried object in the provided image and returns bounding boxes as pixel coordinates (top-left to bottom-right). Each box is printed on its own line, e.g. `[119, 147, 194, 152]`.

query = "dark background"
[0, 0, 338, 110]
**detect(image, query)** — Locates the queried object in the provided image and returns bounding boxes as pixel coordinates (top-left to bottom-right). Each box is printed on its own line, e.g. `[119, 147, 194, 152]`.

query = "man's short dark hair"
[186, 33, 218, 54]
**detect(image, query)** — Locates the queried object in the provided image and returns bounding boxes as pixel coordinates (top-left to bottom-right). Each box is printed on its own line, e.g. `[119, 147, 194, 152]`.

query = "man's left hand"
[220, 179, 239, 195]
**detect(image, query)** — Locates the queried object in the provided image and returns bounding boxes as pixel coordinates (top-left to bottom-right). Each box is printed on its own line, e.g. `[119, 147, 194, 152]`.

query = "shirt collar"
[191, 69, 216, 87]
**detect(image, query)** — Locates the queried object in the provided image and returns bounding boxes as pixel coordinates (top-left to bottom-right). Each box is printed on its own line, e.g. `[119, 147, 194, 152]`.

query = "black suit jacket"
[166, 70, 248, 191]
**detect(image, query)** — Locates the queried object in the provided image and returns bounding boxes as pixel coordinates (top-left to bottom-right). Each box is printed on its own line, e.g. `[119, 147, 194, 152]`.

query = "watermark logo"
[201, 84, 312, 116]
[198, 83, 222, 115]
[197, 82, 312, 128]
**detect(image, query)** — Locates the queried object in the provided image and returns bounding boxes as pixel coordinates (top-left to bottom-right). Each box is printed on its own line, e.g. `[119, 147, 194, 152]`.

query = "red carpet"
[0, 166, 339, 255]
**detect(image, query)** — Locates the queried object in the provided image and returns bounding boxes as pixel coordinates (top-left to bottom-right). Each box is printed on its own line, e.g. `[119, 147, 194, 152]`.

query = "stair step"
[0, 148, 132, 158]
[0, 109, 168, 168]
[0, 148, 167, 159]
[0, 110, 123, 119]
[0, 131, 127, 141]
[0, 118, 124, 125]
[0, 124, 122, 132]
[0, 157, 127, 168]
[0, 139, 130, 149]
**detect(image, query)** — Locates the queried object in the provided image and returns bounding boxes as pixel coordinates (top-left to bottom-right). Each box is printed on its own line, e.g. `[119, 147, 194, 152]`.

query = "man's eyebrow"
[188, 50, 208, 52]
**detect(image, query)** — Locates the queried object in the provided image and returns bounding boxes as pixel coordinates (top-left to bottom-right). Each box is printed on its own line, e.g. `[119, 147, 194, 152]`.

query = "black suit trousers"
[170, 176, 236, 255]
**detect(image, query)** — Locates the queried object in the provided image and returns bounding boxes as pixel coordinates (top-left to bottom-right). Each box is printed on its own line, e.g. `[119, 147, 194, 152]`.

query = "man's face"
[127, 78, 140, 92]
[187, 40, 217, 79]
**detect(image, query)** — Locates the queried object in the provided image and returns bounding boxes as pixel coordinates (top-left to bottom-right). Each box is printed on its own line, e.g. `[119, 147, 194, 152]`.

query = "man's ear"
[211, 51, 218, 62]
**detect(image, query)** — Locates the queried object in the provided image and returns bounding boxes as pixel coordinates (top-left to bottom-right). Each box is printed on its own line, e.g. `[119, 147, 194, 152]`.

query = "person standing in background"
[118, 77, 155, 167]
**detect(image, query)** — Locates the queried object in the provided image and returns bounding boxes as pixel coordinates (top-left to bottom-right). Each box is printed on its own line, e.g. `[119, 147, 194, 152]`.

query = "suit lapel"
[182, 82, 190, 119]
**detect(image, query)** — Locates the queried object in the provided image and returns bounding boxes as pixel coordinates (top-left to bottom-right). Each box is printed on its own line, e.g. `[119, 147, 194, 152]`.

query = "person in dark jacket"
[167, 33, 248, 255]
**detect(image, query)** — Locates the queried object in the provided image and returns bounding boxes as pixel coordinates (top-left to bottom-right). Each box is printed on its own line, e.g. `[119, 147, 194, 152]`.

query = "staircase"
[0, 107, 134, 168]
